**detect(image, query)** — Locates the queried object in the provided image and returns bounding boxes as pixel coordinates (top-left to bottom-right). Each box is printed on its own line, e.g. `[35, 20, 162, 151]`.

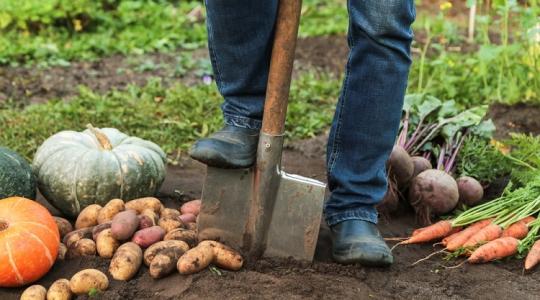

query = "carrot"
[502, 216, 536, 239]
[463, 223, 503, 247]
[525, 240, 540, 270]
[446, 219, 492, 251]
[401, 220, 453, 245]
[468, 237, 519, 264]
[440, 227, 463, 246]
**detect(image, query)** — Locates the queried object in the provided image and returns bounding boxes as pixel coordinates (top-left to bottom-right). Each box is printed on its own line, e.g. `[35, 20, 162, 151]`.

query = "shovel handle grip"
[261, 0, 302, 136]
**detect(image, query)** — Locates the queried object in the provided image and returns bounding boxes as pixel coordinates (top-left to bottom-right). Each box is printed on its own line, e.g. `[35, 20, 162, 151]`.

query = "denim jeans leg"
[205, 0, 279, 130]
[324, 0, 416, 226]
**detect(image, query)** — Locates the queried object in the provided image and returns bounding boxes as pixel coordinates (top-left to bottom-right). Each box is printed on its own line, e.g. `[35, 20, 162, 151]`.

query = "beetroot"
[411, 156, 432, 178]
[388, 145, 414, 187]
[376, 179, 400, 214]
[457, 176, 484, 206]
[408, 169, 459, 225]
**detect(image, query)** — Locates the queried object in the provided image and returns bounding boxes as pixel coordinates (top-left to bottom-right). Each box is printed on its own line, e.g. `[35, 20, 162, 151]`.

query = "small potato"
[160, 208, 181, 219]
[96, 229, 120, 258]
[150, 251, 182, 279]
[179, 213, 197, 224]
[67, 238, 96, 258]
[69, 269, 109, 295]
[20, 285, 46, 300]
[97, 199, 125, 224]
[143, 240, 190, 266]
[158, 217, 184, 233]
[164, 228, 197, 247]
[92, 222, 112, 241]
[111, 210, 139, 241]
[200, 240, 243, 271]
[125, 197, 163, 214]
[109, 242, 143, 281]
[139, 209, 158, 229]
[54, 217, 73, 238]
[180, 199, 201, 216]
[132, 226, 165, 248]
[57, 243, 68, 260]
[186, 222, 197, 231]
[63, 227, 93, 248]
[47, 278, 72, 300]
[177, 242, 214, 275]
[75, 204, 102, 229]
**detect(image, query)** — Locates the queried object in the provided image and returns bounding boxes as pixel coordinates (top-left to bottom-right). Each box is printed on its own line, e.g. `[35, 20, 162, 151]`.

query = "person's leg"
[325, 0, 416, 265]
[190, 1, 279, 168]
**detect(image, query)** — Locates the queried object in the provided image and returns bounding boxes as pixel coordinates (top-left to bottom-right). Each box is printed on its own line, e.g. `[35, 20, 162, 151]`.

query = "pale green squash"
[0, 147, 36, 199]
[33, 125, 167, 218]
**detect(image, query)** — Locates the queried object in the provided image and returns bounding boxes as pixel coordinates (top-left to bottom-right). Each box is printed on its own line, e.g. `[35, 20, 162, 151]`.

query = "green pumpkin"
[0, 147, 37, 199]
[33, 125, 167, 218]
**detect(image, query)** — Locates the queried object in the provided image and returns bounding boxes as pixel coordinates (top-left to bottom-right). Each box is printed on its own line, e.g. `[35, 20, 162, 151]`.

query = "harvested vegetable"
[525, 240, 540, 270]
[125, 197, 163, 214]
[388, 145, 414, 187]
[139, 209, 159, 229]
[97, 199, 125, 224]
[177, 242, 214, 274]
[53, 217, 73, 239]
[47, 278, 72, 300]
[92, 222, 112, 241]
[468, 237, 519, 263]
[158, 217, 184, 233]
[180, 199, 201, 216]
[132, 226, 166, 248]
[502, 216, 535, 239]
[109, 242, 143, 281]
[75, 204, 102, 229]
[150, 252, 182, 279]
[20, 285, 46, 300]
[161, 208, 181, 219]
[57, 243, 68, 260]
[179, 213, 197, 224]
[411, 156, 432, 178]
[96, 229, 120, 258]
[143, 240, 190, 266]
[397, 220, 453, 246]
[63, 227, 93, 248]
[164, 228, 198, 247]
[457, 176, 484, 206]
[69, 269, 109, 295]
[111, 210, 139, 241]
[463, 224, 503, 247]
[67, 238, 97, 258]
[0, 147, 36, 200]
[200, 240, 244, 271]
[446, 219, 492, 251]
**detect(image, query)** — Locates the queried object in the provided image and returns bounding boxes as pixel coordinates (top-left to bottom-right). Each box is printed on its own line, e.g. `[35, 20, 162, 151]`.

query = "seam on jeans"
[328, 0, 355, 175]
[205, 1, 225, 96]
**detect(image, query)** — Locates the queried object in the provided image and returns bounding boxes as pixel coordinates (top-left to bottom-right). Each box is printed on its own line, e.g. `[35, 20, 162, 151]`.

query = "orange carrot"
[446, 219, 493, 251]
[502, 216, 536, 239]
[440, 227, 463, 246]
[468, 237, 519, 264]
[525, 240, 540, 270]
[463, 223, 503, 247]
[401, 220, 453, 245]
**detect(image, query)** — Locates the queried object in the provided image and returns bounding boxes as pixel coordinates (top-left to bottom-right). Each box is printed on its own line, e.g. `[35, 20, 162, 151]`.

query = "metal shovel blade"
[197, 166, 325, 261]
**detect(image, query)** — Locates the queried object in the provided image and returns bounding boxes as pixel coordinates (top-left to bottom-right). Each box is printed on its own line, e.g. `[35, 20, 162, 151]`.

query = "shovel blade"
[198, 167, 326, 261]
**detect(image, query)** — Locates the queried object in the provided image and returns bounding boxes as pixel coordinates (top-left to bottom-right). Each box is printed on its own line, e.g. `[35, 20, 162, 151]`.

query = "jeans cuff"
[324, 206, 378, 226]
[223, 113, 262, 130]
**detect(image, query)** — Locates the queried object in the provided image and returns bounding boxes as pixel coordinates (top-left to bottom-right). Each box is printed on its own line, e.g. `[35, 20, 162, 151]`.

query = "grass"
[0, 73, 341, 160]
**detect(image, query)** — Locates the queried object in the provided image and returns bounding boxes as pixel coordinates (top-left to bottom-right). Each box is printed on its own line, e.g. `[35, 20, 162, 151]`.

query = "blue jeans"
[206, 0, 415, 225]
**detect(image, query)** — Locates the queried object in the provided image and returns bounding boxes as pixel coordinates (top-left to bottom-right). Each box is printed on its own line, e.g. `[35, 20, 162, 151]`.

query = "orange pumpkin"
[0, 197, 60, 287]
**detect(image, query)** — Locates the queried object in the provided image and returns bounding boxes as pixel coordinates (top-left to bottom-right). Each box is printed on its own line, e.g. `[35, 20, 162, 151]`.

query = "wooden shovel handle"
[261, 0, 302, 136]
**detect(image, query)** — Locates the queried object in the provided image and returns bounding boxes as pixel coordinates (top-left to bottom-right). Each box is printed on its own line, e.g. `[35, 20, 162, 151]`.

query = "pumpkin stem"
[0, 219, 8, 231]
[86, 124, 113, 150]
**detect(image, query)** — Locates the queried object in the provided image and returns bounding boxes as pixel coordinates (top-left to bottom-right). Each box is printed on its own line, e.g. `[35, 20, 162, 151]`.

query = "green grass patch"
[0, 73, 341, 160]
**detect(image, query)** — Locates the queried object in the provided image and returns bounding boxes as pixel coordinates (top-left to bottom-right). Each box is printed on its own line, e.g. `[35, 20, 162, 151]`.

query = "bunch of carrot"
[393, 181, 540, 269]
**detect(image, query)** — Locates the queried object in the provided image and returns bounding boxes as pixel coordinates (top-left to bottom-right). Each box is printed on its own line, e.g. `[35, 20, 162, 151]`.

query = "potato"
[20, 285, 47, 300]
[63, 227, 93, 248]
[92, 222, 112, 241]
[125, 197, 163, 214]
[67, 238, 96, 258]
[97, 199, 125, 224]
[109, 242, 143, 281]
[47, 278, 72, 300]
[69, 269, 109, 295]
[132, 226, 165, 248]
[143, 240, 190, 266]
[54, 217, 73, 238]
[57, 243, 68, 260]
[138, 209, 158, 229]
[96, 229, 120, 258]
[179, 213, 197, 224]
[111, 210, 139, 240]
[177, 242, 214, 275]
[180, 199, 201, 216]
[200, 240, 243, 271]
[75, 204, 102, 229]
[150, 251, 182, 279]
[164, 228, 197, 247]
[158, 217, 184, 233]
[160, 208, 181, 219]
[186, 222, 197, 231]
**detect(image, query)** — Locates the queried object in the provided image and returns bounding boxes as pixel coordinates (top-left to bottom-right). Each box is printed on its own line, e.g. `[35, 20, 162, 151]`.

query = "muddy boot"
[189, 125, 259, 168]
[331, 220, 393, 267]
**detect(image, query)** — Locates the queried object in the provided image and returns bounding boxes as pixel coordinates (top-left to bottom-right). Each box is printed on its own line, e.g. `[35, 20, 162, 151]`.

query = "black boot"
[189, 125, 259, 168]
[331, 220, 393, 267]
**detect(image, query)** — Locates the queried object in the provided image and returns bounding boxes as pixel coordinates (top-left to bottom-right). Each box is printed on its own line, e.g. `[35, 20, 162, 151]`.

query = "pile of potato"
[21, 269, 108, 300]
[53, 197, 243, 282]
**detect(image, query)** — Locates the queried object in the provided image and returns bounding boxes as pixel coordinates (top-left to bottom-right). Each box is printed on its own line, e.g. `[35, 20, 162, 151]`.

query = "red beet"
[388, 145, 414, 187]
[457, 176, 484, 206]
[411, 156, 432, 178]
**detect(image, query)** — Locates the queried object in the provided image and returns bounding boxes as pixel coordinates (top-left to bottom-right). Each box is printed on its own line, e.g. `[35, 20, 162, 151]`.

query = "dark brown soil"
[489, 103, 540, 139]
